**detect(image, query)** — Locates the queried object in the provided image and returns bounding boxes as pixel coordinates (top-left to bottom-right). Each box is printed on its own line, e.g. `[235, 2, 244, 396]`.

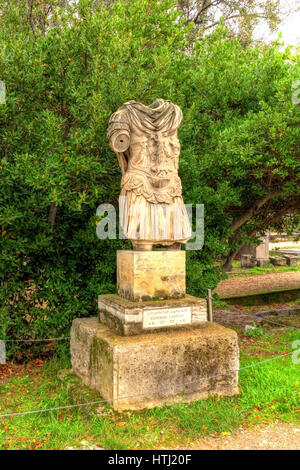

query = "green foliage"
[0, 0, 299, 352]
[245, 323, 268, 338]
[230, 264, 300, 277]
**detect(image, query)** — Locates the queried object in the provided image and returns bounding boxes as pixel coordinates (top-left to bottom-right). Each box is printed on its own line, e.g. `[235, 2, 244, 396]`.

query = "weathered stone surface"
[270, 256, 287, 266]
[107, 99, 191, 250]
[283, 255, 299, 266]
[71, 318, 239, 411]
[241, 254, 257, 268]
[117, 250, 185, 301]
[256, 258, 270, 267]
[238, 235, 269, 259]
[98, 293, 207, 336]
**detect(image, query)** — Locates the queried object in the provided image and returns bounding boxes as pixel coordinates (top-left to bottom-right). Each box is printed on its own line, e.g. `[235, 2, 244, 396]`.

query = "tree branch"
[223, 198, 299, 271]
[230, 192, 282, 233]
[202, 12, 271, 30]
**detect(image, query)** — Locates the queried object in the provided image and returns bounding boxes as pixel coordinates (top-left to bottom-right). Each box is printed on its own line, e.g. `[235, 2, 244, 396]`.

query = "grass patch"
[0, 330, 299, 450]
[230, 264, 300, 277]
[212, 299, 229, 309]
[244, 324, 267, 338]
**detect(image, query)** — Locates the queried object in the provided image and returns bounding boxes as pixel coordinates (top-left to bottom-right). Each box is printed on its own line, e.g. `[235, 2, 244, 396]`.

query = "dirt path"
[215, 272, 300, 298]
[182, 422, 300, 450]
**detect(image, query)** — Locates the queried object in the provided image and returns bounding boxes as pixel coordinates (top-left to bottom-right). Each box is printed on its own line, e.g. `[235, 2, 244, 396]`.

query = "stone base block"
[270, 256, 287, 266]
[71, 318, 239, 411]
[98, 294, 207, 336]
[256, 258, 270, 267]
[283, 255, 299, 266]
[241, 254, 257, 268]
[117, 250, 185, 301]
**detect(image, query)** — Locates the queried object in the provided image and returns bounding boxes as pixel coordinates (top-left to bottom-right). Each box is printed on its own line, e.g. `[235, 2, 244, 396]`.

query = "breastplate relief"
[107, 99, 191, 250]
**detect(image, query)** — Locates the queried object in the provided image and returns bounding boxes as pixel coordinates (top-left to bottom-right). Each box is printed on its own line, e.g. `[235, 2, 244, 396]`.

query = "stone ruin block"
[241, 254, 257, 268]
[256, 258, 270, 267]
[283, 255, 299, 267]
[71, 318, 239, 411]
[269, 256, 287, 267]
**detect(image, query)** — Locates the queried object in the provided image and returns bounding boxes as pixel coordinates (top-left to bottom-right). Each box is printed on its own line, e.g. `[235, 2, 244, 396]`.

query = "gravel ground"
[66, 423, 300, 450]
[183, 422, 300, 450]
[215, 272, 300, 298]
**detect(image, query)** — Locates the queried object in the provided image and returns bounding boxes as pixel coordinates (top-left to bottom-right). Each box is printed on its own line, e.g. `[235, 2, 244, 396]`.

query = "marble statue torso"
[107, 99, 191, 249]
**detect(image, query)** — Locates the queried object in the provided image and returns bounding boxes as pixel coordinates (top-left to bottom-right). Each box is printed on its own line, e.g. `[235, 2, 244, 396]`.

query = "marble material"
[107, 99, 191, 250]
[98, 294, 207, 336]
[71, 318, 239, 411]
[143, 306, 191, 328]
[117, 250, 186, 301]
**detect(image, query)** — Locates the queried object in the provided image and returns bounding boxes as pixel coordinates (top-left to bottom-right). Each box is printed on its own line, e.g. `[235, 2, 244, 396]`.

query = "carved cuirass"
[107, 99, 191, 249]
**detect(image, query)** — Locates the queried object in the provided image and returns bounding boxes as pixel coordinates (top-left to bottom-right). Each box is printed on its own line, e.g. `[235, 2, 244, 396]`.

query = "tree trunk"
[223, 243, 246, 272]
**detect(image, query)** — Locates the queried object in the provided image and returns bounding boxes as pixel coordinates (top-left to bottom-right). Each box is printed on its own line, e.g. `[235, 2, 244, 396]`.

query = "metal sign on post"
[0, 340, 6, 364]
[207, 289, 213, 322]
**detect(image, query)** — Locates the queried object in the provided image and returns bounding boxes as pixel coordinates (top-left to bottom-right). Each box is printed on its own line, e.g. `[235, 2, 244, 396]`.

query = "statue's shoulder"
[108, 106, 130, 124]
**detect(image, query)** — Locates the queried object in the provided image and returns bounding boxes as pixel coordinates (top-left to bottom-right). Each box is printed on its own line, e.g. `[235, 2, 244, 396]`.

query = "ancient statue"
[107, 99, 191, 250]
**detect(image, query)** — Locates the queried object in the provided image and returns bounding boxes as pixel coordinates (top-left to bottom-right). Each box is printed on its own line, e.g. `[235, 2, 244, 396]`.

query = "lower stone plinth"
[71, 318, 239, 411]
[98, 294, 207, 336]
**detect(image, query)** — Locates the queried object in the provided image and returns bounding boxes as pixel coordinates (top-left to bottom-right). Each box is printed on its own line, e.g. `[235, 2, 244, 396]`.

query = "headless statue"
[107, 99, 191, 250]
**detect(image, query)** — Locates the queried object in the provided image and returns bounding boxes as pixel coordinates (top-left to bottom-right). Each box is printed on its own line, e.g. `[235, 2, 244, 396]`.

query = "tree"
[0, 0, 193, 353]
[2, 0, 296, 46]
[0, 0, 299, 353]
[179, 28, 300, 271]
[177, 0, 300, 45]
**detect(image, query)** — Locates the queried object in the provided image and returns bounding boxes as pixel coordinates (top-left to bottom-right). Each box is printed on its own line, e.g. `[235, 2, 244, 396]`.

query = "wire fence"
[0, 350, 295, 420]
[0, 301, 299, 420]
[251, 314, 300, 331]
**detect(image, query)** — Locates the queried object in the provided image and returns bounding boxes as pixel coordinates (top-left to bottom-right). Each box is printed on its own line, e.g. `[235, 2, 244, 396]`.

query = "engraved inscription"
[143, 307, 191, 329]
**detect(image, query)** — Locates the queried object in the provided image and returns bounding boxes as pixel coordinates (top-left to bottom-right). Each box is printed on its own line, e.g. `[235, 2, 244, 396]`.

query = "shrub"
[0, 0, 299, 357]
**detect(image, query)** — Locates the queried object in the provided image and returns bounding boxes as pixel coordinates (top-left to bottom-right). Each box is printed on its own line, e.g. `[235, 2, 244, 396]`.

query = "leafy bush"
[0, 0, 299, 357]
[245, 324, 268, 338]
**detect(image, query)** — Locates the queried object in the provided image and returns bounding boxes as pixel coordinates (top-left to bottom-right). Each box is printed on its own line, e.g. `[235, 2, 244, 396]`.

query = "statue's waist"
[126, 166, 177, 179]
[121, 168, 182, 202]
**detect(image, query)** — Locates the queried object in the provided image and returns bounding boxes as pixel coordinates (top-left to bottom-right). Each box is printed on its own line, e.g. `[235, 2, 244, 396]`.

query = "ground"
[269, 241, 300, 253]
[184, 422, 300, 450]
[215, 271, 300, 298]
[1, 253, 299, 450]
[0, 315, 299, 450]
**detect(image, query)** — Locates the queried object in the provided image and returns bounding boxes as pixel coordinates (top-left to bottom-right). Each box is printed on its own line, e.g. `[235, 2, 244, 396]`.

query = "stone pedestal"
[70, 247, 239, 410]
[71, 318, 239, 411]
[117, 250, 185, 301]
[238, 234, 270, 259]
[98, 293, 207, 336]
